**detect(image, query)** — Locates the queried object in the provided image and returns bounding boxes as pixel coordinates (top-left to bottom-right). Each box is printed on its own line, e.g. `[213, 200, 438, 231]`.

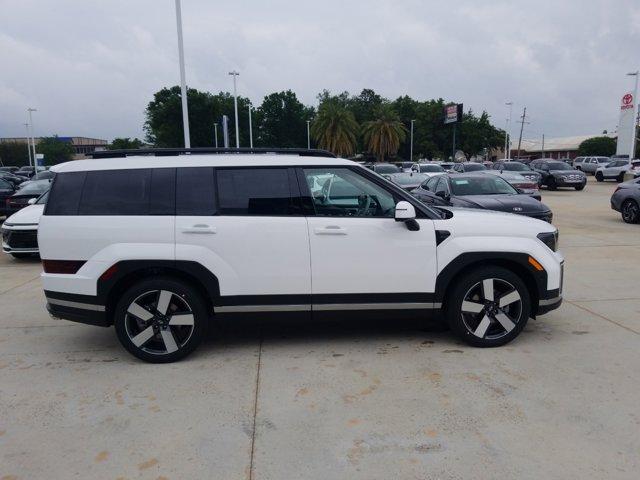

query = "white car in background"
[1, 191, 47, 259]
[595, 159, 640, 182]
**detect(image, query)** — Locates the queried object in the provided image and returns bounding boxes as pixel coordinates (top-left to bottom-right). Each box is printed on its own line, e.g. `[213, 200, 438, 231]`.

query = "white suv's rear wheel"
[114, 277, 208, 363]
[446, 267, 531, 347]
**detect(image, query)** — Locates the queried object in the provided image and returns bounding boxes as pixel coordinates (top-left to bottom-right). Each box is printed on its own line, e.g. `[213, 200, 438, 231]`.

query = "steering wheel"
[357, 194, 372, 215]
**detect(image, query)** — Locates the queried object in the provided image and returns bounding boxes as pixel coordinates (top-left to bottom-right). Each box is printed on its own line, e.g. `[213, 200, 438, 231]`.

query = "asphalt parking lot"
[1, 177, 639, 480]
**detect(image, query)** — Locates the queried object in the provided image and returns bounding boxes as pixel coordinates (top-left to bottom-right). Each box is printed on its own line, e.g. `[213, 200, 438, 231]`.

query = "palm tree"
[310, 102, 359, 157]
[362, 105, 407, 162]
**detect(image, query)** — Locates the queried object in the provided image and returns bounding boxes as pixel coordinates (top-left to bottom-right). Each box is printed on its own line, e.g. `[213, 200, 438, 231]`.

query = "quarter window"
[45, 171, 86, 215]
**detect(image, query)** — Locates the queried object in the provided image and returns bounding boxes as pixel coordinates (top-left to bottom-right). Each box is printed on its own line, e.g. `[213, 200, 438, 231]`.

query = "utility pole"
[410, 119, 415, 161]
[213, 123, 218, 148]
[516, 107, 527, 160]
[27, 108, 37, 166]
[306, 120, 311, 149]
[228, 71, 240, 148]
[24, 123, 32, 167]
[452, 123, 457, 161]
[541, 133, 545, 158]
[174, 0, 190, 148]
[504, 102, 513, 159]
[248, 103, 253, 148]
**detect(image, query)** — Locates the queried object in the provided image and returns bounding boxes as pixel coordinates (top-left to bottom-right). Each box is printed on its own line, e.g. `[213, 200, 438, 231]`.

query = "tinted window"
[375, 164, 400, 174]
[79, 169, 152, 215]
[450, 176, 518, 195]
[464, 163, 486, 171]
[547, 162, 571, 170]
[45, 172, 86, 215]
[420, 164, 445, 173]
[0, 179, 11, 189]
[176, 167, 216, 216]
[217, 168, 292, 215]
[149, 168, 176, 215]
[435, 177, 449, 194]
[502, 162, 528, 171]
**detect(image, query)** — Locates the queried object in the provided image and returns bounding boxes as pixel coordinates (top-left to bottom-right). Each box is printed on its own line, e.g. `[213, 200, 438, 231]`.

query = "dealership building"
[0, 136, 108, 158]
[509, 133, 617, 161]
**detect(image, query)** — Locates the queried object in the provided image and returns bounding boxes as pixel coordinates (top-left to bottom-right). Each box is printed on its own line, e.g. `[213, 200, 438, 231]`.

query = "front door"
[300, 166, 438, 311]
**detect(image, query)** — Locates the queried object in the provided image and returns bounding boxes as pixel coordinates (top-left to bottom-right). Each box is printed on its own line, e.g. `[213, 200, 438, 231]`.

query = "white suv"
[39, 148, 564, 363]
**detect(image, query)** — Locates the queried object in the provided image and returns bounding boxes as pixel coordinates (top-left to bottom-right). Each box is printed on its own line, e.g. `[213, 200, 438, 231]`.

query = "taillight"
[42, 260, 86, 274]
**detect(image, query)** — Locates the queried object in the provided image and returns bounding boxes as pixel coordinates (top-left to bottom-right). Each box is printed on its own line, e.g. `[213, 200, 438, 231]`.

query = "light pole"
[306, 120, 311, 149]
[24, 123, 32, 167]
[410, 119, 415, 161]
[214, 123, 218, 148]
[248, 103, 253, 148]
[229, 71, 240, 148]
[27, 108, 37, 167]
[504, 102, 513, 159]
[627, 71, 639, 159]
[174, 0, 191, 148]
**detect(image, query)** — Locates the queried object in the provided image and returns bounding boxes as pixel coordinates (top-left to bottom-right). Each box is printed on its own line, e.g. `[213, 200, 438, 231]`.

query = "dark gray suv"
[530, 159, 587, 191]
[611, 178, 640, 223]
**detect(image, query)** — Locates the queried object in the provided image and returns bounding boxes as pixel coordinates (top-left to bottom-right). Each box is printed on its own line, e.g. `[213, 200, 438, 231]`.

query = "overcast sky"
[2, 0, 639, 142]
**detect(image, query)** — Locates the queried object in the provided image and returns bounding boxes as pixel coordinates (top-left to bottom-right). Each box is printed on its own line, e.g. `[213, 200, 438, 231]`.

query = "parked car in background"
[0, 166, 19, 174]
[15, 166, 47, 179]
[595, 159, 638, 182]
[484, 170, 541, 200]
[610, 178, 640, 223]
[0, 172, 27, 188]
[0, 178, 17, 217]
[384, 172, 429, 191]
[1, 191, 47, 258]
[411, 163, 446, 175]
[572, 157, 587, 169]
[578, 157, 611, 174]
[366, 163, 401, 174]
[411, 173, 553, 223]
[493, 160, 542, 185]
[452, 162, 487, 173]
[530, 159, 587, 190]
[440, 162, 456, 172]
[6, 179, 51, 215]
[397, 162, 414, 172]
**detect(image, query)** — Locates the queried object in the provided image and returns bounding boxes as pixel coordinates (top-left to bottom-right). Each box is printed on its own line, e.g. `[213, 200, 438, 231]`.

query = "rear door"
[300, 166, 438, 311]
[174, 166, 312, 313]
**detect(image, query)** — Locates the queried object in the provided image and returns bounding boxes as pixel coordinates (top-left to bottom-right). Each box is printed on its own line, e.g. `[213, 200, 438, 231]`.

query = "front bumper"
[555, 176, 586, 187]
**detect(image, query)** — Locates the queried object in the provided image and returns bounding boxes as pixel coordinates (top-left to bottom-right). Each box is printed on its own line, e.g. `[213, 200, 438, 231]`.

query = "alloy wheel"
[622, 200, 639, 223]
[460, 278, 523, 340]
[124, 290, 195, 355]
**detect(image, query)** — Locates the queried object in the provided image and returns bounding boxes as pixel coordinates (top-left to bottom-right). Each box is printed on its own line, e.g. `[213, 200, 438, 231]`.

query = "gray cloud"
[1, 0, 639, 141]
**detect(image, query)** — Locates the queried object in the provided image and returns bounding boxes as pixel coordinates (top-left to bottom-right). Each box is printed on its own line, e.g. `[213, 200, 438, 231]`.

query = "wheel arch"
[435, 253, 545, 315]
[98, 261, 220, 325]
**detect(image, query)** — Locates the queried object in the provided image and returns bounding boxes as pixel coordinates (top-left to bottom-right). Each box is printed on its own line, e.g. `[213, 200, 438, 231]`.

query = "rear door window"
[79, 169, 152, 215]
[216, 168, 293, 216]
[176, 167, 216, 216]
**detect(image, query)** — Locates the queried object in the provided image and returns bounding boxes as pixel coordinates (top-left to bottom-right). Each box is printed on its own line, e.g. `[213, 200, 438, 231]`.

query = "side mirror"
[27, 197, 37, 205]
[435, 190, 449, 200]
[395, 200, 420, 231]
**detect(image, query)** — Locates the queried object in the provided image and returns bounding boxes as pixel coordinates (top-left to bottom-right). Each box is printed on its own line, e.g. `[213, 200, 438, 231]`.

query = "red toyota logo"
[623, 93, 633, 105]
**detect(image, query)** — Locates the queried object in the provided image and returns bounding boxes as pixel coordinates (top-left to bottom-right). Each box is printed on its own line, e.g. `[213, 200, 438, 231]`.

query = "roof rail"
[91, 147, 336, 159]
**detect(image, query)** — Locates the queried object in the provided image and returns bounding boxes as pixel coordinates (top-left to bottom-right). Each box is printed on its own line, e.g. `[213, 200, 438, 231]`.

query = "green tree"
[108, 137, 145, 150]
[578, 136, 616, 156]
[36, 136, 75, 165]
[458, 110, 505, 160]
[362, 104, 407, 162]
[311, 102, 359, 157]
[0, 142, 31, 167]
[144, 86, 251, 148]
[255, 90, 314, 148]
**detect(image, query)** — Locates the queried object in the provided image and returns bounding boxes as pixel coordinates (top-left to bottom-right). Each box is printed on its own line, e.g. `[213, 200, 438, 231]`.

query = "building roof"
[514, 133, 616, 153]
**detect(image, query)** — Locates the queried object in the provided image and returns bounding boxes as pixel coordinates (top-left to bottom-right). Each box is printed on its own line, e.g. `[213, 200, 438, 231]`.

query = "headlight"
[537, 230, 558, 251]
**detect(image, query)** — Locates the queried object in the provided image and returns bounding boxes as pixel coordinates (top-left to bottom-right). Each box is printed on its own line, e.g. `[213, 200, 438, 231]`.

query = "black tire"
[617, 173, 625, 183]
[575, 185, 585, 191]
[114, 277, 208, 363]
[546, 178, 557, 190]
[621, 199, 640, 224]
[595, 172, 603, 182]
[445, 266, 531, 348]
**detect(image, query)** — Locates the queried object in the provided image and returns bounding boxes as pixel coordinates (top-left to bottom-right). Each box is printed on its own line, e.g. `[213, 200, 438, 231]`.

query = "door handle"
[182, 224, 217, 234]
[314, 225, 347, 235]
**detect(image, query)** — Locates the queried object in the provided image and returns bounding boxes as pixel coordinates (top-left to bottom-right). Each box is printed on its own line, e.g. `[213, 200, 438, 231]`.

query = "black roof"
[91, 147, 336, 159]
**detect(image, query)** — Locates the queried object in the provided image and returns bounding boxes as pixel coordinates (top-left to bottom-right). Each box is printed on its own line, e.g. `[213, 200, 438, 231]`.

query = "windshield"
[390, 173, 427, 185]
[502, 162, 529, 172]
[420, 164, 445, 173]
[450, 176, 518, 196]
[546, 162, 571, 170]
[17, 180, 50, 194]
[375, 164, 400, 174]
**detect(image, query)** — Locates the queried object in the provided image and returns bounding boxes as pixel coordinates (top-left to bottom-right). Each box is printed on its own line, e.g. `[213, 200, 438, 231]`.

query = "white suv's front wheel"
[114, 277, 208, 363]
[446, 266, 531, 347]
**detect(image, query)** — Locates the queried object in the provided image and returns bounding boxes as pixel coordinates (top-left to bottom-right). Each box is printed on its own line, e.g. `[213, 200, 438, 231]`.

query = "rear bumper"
[45, 291, 110, 327]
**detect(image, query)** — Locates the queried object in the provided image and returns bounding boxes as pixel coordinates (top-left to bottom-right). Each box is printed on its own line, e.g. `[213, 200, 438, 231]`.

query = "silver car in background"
[579, 156, 611, 174]
[610, 178, 640, 223]
[596, 159, 640, 182]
